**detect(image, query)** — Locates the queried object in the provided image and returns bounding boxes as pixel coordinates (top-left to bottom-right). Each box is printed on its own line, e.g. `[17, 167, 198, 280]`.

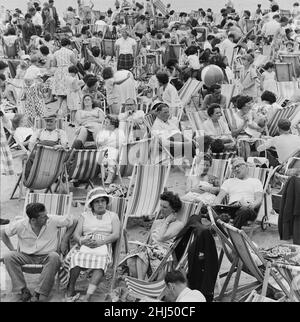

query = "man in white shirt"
[164, 270, 206, 302]
[0, 202, 74, 302]
[115, 29, 137, 70]
[261, 15, 281, 37]
[94, 15, 108, 34]
[203, 34, 215, 51]
[213, 158, 264, 228]
[218, 33, 235, 66]
[257, 119, 300, 164]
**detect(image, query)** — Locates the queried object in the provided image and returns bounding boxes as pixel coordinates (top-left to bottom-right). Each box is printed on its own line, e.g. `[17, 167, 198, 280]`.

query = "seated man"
[257, 118, 300, 165]
[213, 158, 264, 229]
[28, 114, 68, 151]
[164, 270, 206, 302]
[0, 202, 75, 302]
[151, 103, 196, 164]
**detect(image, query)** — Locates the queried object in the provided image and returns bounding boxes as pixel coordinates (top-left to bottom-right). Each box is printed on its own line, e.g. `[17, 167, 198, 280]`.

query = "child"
[260, 62, 277, 94]
[11, 114, 33, 149]
[184, 46, 201, 80]
[66, 66, 85, 126]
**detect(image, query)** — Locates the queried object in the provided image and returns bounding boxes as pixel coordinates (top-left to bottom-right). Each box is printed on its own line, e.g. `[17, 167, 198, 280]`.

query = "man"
[28, 114, 68, 151]
[94, 15, 108, 35]
[213, 158, 264, 229]
[0, 202, 74, 301]
[203, 34, 215, 51]
[257, 119, 300, 164]
[133, 15, 148, 38]
[115, 29, 137, 71]
[218, 33, 235, 66]
[261, 14, 281, 37]
[22, 13, 36, 46]
[29, 6, 43, 36]
[164, 270, 206, 302]
[48, 0, 59, 28]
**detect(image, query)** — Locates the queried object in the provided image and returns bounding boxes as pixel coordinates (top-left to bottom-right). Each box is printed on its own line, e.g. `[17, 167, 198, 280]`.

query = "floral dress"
[52, 47, 75, 96]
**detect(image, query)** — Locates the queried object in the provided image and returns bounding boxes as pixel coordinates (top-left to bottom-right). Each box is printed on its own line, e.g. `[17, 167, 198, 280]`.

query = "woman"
[0, 108, 14, 176]
[182, 153, 220, 204]
[102, 67, 136, 115]
[239, 54, 258, 101]
[72, 94, 105, 149]
[120, 191, 185, 280]
[202, 104, 236, 150]
[255, 90, 281, 122]
[52, 38, 77, 114]
[61, 188, 120, 302]
[96, 116, 126, 184]
[202, 84, 227, 110]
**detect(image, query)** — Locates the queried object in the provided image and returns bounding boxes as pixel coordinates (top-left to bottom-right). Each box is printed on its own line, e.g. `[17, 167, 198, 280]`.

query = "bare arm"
[73, 216, 84, 244]
[212, 189, 227, 205]
[0, 229, 15, 251]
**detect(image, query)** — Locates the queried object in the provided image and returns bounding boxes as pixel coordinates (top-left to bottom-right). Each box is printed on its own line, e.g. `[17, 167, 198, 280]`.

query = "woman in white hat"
[60, 188, 120, 302]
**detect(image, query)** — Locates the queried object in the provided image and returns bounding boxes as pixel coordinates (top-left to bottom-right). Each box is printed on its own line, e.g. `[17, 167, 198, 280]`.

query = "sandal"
[64, 292, 81, 302]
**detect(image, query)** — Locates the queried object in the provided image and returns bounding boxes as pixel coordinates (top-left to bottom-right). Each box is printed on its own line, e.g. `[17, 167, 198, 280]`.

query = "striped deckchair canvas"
[34, 117, 66, 130]
[20, 192, 73, 274]
[179, 78, 203, 109]
[221, 84, 236, 109]
[270, 263, 300, 302]
[66, 149, 102, 190]
[187, 110, 208, 132]
[276, 81, 299, 99]
[153, 0, 168, 16]
[222, 108, 237, 131]
[211, 151, 237, 160]
[23, 145, 67, 191]
[124, 164, 170, 220]
[267, 104, 300, 136]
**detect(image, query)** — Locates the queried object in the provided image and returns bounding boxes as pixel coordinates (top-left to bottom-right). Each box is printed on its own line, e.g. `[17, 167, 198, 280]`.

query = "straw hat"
[85, 188, 110, 209]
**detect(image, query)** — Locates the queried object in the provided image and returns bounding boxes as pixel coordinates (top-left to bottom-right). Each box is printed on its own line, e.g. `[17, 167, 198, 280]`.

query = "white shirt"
[32, 12, 43, 26]
[94, 20, 108, 34]
[115, 37, 137, 55]
[161, 83, 182, 109]
[261, 20, 281, 37]
[24, 65, 41, 80]
[221, 177, 263, 204]
[187, 54, 201, 70]
[203, 41, 212, 51]
[218, 38, 235, 65]
[176, 287, 206, 302]
[151, 117, 181, 139]
[257, 133, 300, 163]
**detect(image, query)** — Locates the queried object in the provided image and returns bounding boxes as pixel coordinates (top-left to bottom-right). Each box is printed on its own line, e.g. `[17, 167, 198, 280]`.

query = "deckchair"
[266, 262, 300, 302]
[216, 221, 284, 302]
[221, 84, 236, 109]
[211, 151, 237, 160]
[10, 145, 67, 199]
[20, 192, 73, 275]
[276, 81, 299, 100]
[186, 110, 208, 133]
[275, 62, 295, 82]
[65, 149, 102, 194]
[178, 78, 203, 110]
[279, 54, 300, 78]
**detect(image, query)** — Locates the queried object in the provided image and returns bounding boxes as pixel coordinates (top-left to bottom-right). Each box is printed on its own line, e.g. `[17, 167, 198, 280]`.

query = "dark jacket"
[278, 176, 300, 243]
[175, 215, 219, 302]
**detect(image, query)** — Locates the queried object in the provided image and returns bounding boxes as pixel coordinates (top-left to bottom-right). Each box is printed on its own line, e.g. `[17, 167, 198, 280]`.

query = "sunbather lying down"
[119, 191, 185, 281]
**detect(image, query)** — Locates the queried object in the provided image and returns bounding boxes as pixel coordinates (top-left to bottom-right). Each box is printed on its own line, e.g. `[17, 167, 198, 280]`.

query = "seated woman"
[202, 104, 236, 150]
[202, 84, 227, 110]
[96, 116, 126, 184]
[61, 188, 121, 302]
[182, 153, 220, 205]
[119, 191, 185, 280]
[231, 96, 266, 160]
[254, 90, 281, 123]
[72, 94, 105, 149]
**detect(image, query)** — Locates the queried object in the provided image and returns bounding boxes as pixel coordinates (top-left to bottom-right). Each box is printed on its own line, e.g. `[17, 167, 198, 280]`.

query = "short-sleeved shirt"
[221, 177, 263, 204]
[115, 37, 137, 55]
[5, 215, 73, 255]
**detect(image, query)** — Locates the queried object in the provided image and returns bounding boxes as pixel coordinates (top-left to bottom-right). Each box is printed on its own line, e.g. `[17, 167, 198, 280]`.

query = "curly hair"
[160, 191, 182, 213]
[26, 203, 45, 219]
[105, 115, 119, 128]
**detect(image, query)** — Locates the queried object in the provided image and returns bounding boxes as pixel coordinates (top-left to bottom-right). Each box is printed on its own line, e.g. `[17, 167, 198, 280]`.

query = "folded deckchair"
[178, 78, 203, 109]
[19, 192, 73, 275]
[11, 145, 67, 199]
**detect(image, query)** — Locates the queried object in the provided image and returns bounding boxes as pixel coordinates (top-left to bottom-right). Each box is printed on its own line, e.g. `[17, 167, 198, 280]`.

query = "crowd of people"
[1, 0, 300, 302]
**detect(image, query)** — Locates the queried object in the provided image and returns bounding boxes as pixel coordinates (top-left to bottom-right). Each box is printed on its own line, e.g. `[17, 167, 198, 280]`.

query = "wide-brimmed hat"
[85, 188, 110, 209]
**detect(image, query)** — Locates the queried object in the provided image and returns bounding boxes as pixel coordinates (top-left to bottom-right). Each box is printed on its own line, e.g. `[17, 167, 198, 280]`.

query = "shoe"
[64, 292, 81, 302]
[20, 287, 32, 302]
[0, 218, 10, 225]
[30, 292, 40, 302]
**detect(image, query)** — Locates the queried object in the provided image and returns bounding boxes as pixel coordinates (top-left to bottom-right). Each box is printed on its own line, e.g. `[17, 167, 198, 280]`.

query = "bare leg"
[67, 266, 81, 297]
[83, 269, 104, 302]
[136, 257, 148, 280]
[127, 258, 138, 278]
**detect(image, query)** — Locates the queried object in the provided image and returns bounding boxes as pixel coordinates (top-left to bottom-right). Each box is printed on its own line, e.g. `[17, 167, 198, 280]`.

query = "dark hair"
[160, 191, 182, 212]
[207, 34, 215, 42]
[207, 103, 221, 117]
[280, 16, 289, 24]
[105, 115, 119, 128]
[185, 45, 198, 56]
[211, 139, 225, 153]
[40, 45, 49, 55]
[85, 76, 98, 88]
[228, 33, 235, 39]
[61, 38, 71, 47]
[68, 65, 78, 74]
[91, 46, 101, 57]
[25, 13, 32, 19]
[203, 153, 213, 166]
[102, 67, 114, 80]
[210, 84, 221, 92]
[278, 118, 291, 131]
[236, 95, 252, 109]
[0, 74, 6, 81]
[156, 103, 169, 112]
[231, 95, 241, 105]
[44, 33, 51, 42]
[26, 203, 46, 219]
[165, 270, 186, 284]
[261, 90, 276, 104]
[156, 72, 169, 85]
[271, 4, 279, 12]
[83, 61, 92, 71]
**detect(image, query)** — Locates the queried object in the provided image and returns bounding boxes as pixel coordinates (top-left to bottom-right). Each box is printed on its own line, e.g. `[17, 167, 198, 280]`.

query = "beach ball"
[201, 65, 224, 87]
